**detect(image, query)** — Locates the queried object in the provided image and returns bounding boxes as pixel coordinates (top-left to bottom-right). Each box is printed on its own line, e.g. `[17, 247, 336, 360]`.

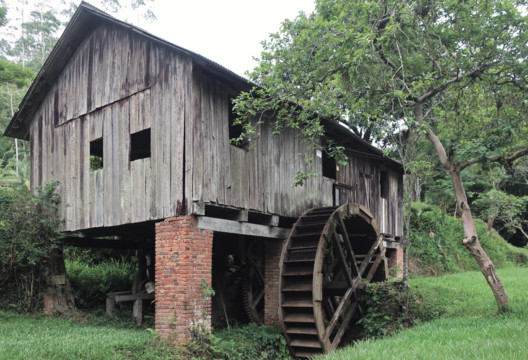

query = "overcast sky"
[91, 0, 316, 77]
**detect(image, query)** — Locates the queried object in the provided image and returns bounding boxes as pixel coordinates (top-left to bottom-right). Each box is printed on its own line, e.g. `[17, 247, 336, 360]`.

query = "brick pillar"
[155, 216, 213, 345]
[264, 238, 285, 327]
[386, 247, 404, 278]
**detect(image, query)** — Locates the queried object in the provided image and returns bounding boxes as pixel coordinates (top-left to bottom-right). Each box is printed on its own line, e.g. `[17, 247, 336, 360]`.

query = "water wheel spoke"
[323, 279, 349, 294]
[254, 288, 265, 306]
[358, 237, 380, 277]
[364, 243, 386, 282]
[322, 253, 341, 283]
[335, 212, 360, 277]
[330, 298, 359, 349]
[322, 286, 356, 343]
[326, 227, 353, 287]
[255, 267, 264, 285]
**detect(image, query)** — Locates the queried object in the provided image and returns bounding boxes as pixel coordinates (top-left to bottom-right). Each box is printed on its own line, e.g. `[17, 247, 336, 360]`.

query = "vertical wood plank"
[170, 53, 184, 215]
[119, 100, 131, 225]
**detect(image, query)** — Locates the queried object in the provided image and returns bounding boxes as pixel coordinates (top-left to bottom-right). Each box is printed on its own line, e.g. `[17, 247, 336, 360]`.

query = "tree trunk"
[418, 101, 509, 311]
[450, 169, 509, 309]
[486, 212, 495, 235]
[43, 249, 75, 314]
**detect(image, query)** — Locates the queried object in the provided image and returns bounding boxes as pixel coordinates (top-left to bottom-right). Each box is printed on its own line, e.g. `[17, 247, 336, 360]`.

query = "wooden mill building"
[5, 2, 404, 356]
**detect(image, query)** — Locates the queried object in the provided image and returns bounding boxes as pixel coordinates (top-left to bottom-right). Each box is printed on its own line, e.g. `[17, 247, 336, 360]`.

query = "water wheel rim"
[243, 240, 265, 324]
[313, 204, 383, 351]
[279, 203, 388, 356]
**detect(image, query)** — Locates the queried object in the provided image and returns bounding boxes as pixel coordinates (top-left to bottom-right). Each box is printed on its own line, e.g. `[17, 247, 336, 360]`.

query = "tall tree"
[16, 3, 61, 72]
[235, 0, 528, 309]
[100, 0, 156, 24]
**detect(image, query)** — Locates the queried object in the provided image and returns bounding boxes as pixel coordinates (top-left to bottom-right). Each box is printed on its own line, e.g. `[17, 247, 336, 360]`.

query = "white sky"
[4, 0, 315, 77]
[89, 0, 316, 77]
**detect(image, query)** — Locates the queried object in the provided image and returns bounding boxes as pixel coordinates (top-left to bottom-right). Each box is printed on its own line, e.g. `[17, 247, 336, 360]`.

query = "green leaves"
[0, 59, 34, 88]
[0, 182, 63, 312]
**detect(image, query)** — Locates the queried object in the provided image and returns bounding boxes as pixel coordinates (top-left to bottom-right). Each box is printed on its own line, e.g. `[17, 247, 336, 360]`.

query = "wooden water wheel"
[279, 204, 388, 358]
[242, 240, 265, 324]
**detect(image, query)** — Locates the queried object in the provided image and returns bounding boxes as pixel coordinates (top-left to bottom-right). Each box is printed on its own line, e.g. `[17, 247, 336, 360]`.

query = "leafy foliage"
[409, 202, 528, 276]
[186, 322, 291, 360]
[0, 59, 34, 87]
[0, 181, 63, 312]
[358, 281, 417, 338]
[65, 257, 137, 309]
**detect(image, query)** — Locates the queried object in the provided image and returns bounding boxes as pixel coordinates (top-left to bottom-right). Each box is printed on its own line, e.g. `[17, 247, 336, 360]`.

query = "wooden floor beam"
[196, 216, 290, 239]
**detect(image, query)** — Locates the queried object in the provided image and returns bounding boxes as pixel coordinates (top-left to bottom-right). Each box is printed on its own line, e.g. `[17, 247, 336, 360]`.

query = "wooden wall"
[186, 71, 332, 219]
[29, 23, 190, 231]
[187, 72, 403, 237]
[28, 22, 403, 237]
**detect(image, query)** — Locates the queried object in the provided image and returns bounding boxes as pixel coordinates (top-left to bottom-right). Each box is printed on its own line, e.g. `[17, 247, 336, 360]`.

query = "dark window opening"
[89, 138, 103, 171]
[228, 97, 248, 148]
[380, 171, 389, 199]
[130, 128, 151, 161]
[322, 151, 337, 180]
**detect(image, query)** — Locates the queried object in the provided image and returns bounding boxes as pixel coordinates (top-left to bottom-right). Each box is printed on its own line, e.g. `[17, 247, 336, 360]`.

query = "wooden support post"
[106, 296, 115, 316]
[133, 299, 143, 326]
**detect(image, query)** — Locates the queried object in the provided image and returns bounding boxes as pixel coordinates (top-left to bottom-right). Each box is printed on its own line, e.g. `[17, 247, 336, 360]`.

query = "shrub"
[66, 257, 137, 309]
[0, 182, 63, 312]
[408, 202, 528, 276]
[358, 281, 418, 338]
[186, 323, 291, 360]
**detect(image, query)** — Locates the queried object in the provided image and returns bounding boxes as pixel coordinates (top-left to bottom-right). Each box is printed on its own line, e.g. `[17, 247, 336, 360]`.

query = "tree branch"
[417, 66, 493, 103]
[459, 148, 528, 171]
[415, 102, 451, 170]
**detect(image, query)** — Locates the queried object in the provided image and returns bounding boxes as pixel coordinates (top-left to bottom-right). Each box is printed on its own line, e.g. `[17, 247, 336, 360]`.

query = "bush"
[0, 182, 63, 312]
[358, 281, 418, 338]
[186, 323, 291, 360]
[66, 257, 137, 309]
[409, 202, 528, 276]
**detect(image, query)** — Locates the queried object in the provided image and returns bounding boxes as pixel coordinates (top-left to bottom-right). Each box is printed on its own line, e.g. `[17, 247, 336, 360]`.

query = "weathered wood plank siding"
[187, 71, 403, 237]
[27, 21, 402, 237]
[28, 23, 188, 231]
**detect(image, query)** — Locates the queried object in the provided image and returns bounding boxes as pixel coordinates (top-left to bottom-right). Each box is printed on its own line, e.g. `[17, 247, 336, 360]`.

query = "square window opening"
[228, 97, 248, 148]
[130, 128, 151, 161]
[322, 151, 337, 180]
[89, 137, 103, 171]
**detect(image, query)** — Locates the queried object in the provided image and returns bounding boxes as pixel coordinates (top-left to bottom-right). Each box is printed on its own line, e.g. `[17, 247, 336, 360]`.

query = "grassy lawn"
[0, 312, 174, 360]
[317, 266, 528, 360]
[0, 267, 526, 359]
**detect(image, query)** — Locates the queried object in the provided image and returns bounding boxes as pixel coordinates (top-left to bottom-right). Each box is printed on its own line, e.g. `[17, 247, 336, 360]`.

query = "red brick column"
[386, 247, 404, 278]
[155, 216, 213, 345]
[264, 238, 285, 327]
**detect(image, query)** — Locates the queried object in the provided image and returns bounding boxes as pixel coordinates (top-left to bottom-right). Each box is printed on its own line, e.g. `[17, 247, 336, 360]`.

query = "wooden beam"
[63, 236, 139, 249]
[383, 240, 403, 249]
[196, 216, 290, 239]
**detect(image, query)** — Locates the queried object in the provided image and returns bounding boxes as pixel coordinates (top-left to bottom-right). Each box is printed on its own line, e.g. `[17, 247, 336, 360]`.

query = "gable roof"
[4, 2, 402, 171]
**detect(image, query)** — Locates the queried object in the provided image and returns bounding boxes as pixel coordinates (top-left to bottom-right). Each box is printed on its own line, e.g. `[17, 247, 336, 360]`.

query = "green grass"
[318, 267, 528, 360]
[1, 268, 526, 359]
[0, 312, 175, 360]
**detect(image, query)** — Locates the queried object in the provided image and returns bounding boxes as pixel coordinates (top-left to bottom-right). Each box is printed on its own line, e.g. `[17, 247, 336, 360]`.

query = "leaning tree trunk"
[450, 169, 509, 309]
[420, 100, 510, 311]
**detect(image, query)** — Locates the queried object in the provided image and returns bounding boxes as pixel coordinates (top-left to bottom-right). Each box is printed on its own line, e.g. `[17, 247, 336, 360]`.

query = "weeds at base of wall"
[186, 323, 291, 360]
